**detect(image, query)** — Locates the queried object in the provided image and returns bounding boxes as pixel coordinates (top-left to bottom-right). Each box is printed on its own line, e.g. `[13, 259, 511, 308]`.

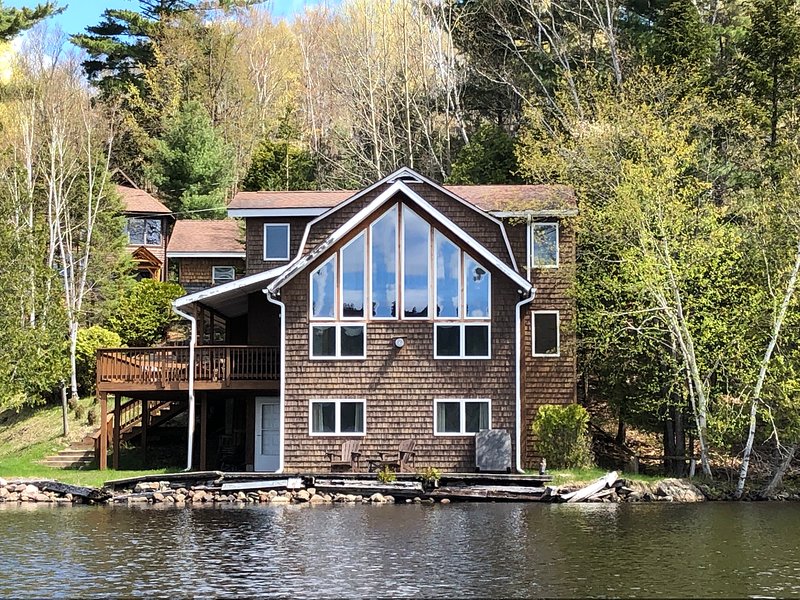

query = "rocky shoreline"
[0, 472, 788, 506]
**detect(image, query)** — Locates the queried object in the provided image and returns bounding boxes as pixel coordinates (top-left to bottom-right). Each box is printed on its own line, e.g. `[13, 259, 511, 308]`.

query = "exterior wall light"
[394, 337, 405, 349]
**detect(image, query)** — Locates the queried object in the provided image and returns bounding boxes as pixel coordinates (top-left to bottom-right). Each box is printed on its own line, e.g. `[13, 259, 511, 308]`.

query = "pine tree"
[0, 1, 60, 41]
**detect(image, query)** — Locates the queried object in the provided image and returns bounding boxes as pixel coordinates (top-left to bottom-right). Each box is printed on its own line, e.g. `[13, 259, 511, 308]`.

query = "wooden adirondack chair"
[325, 440, 362, 472]
[368, 439, 417, 473]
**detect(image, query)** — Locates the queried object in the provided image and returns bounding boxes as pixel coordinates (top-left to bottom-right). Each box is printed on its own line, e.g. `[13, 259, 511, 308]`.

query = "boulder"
[369, 493, 385, 504]
[440, 498, 451, 504]
[0, 477, 6, 487]
[14, 484, 26, 493]
[384, 495, 394, 503]
[23, 484, 39, 496]
[656, 479, 706, 503]
[307, 487, 316, 496]
[34, 493, 52, 502]
[271, 495, 290, 503]
[153, 492, 165, 503]
[310, 494, 325, 504]
[7, 492, 18, 502]
[295, 490, 311, 502]
[237, 492, 247, 502]
[175, 493, 186, 503]
[0, 488, 8, 499]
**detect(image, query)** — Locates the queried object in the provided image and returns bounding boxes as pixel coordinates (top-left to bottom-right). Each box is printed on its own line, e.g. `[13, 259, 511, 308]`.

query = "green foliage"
[448, 125, 522, 184]
[242, 137, 315, 191]
[0, 1, 61, 41]
[418, 466, 441, 488]
[532, 404, 593, 469]
[376, 465, 397, 483]
[105, 279, 184, 347]
[76, 326, 122, 395]
[147, 100, 233, 218]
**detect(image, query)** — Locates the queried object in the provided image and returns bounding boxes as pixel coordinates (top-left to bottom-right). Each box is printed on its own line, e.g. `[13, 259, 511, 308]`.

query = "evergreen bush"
[532, 404, 593, 469]
[76, 325, 123, 395]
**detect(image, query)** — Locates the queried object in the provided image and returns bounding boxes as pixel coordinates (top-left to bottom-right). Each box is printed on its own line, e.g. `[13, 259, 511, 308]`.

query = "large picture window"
[311, 256, 336, 319]
[434, 399, 490, 435]
[264, 223, 290, 261]
[371, 206, 398, 318]
[309, 399, 365, 435]
[402, 206, 430, 318]
[533, 311, 559, 356]
[127, 217, 162, 246]
[341, 233, 366, 318]
[531, 222, 559, 268]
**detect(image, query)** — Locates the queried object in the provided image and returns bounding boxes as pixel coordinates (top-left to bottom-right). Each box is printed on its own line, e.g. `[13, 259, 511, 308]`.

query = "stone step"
[41, 457, 94, 468]
[51, 450, 94, 459]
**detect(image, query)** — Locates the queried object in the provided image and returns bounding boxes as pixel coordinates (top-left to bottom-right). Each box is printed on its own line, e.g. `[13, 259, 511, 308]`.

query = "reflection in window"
[435, 325, 460, 357]
[533, 312, 560, 356]
[311, 324, 366, 359]
[312, 402, 336, 433]
[532, 223, 558, 267]
[264, 224, 290, 260]
[340, 401, 364, 433]
[212, 266, 235, 285]
[312, 325, 336, 356]
[127, 218, 162, 245]
[435, 399, 490, 434]
[311, 256, 336, 318]
[371, 206, 397, 318]
[464, 256, 490, 317]
[341, 233, 365, 318]
[435, 231, 460, 318]
[310, 400, 365, 435]
[340, 325, 365, 356]
[403, 206, 429, 318]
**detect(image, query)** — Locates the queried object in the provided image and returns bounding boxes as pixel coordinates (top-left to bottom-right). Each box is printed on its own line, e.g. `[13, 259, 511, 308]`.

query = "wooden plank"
[199, 393, 207, 471]
[99, 392, 108, 471]
[220, 478, 303, 492]
[113, 394, 121, 471]
[562, 471, 618, 503]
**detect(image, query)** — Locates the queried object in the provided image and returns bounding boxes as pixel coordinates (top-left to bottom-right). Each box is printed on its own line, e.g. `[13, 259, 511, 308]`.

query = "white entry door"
[254, 396, 280, 472]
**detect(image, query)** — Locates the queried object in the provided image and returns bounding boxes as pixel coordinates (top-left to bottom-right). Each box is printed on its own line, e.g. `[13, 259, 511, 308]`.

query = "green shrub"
[105, 279, 184, 346]
[377, 465, 397, 483]
[532, 404, 593, 469]
[76, 325, 122, 394]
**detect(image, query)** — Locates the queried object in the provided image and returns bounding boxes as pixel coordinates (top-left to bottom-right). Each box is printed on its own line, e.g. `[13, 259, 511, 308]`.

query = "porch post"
[99, 392, 108, 471]
[113, 394, 121, 471]
[199, 392, 208, 471]
[141, 399, 149, 463]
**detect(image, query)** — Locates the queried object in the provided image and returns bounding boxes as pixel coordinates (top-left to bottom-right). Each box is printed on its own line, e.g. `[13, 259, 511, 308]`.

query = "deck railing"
[96, 345, 280, 386]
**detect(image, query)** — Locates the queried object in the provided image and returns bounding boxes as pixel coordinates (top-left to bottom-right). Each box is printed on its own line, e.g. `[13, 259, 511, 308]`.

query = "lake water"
[1, 501, 799, 598]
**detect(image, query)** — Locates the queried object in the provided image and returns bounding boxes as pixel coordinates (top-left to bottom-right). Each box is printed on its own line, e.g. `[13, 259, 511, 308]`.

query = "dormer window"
[531, 222, 559, 268]
[264, 223, 290, 261]
[127, 217, 162, 246]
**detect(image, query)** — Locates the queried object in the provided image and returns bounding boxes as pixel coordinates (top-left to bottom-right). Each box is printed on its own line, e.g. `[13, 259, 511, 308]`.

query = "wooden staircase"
[42, 399, 187, 469]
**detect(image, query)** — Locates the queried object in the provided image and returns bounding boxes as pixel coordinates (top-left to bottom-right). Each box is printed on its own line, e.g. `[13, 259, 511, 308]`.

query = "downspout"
[173, 303, 197, 471]
[526, 212, 532, 281]
[515, 289, 535, 474]
[264, 288, 286, 473]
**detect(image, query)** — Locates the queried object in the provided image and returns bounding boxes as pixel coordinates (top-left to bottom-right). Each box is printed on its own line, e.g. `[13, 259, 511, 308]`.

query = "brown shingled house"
[96, 168, 577, 473]
[117, 184, 173, 281]
[167, 220, 246, 294]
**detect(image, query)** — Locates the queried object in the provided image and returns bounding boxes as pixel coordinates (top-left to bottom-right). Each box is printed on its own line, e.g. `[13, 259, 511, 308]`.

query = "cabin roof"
[228, 184, 577, 215]
[167, 220, 245, 257]
[117, 185, 172, 215]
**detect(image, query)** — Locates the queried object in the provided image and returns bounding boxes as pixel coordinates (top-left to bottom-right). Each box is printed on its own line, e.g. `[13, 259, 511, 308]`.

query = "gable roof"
[167, 220, 245, 257]
[228, 181, 576, 217]
[117, 185, 172, 215]
[267, 179, 533, 295]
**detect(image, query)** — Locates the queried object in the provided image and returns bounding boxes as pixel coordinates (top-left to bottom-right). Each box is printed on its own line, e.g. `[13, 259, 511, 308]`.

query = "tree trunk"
[761, 444, 797, 498]
[615, 414, 626, 446]
[69, 320, 79, 401]
[61, 383, 69, 437]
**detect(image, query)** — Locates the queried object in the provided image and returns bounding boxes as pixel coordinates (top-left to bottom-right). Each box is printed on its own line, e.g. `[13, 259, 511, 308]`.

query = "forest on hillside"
[2, 0, 800, 494]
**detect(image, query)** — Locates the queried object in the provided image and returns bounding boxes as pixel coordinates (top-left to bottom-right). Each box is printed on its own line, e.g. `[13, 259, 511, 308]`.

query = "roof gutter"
[172, 303, 197, 472]
[515, 288, 536, 474]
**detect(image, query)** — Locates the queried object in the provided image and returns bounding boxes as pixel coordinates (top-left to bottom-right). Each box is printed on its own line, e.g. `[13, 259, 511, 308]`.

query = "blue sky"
[5, 1, 325, 37]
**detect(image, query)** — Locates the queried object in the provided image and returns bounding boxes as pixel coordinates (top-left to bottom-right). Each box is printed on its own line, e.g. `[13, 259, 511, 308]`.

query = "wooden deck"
[96, 345, 280, 392]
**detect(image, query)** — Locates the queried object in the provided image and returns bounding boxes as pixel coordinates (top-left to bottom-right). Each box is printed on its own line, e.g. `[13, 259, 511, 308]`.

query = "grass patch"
[548, 467, 663, 486]
[0, 399, 173, 488]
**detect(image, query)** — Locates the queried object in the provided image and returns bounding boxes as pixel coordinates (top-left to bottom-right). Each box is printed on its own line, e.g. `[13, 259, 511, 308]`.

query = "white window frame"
[339, 232, 367, 321]
[433, 230, 462, 320]
[263, 223, 291, 261]
[532, 310, 560, 357]
[400, 204, 432, 320]
[433, 398, 491, 436]
[463, 256, 491, 320]
[369, 207, 399, 320]
[530, 222, 559, 269]
[211, 265, 235, 285]
[308, 399, 366, 436]
[309, 323, 367, 360]
[309, 254, 337, 321]
[433, 323, 491, 359]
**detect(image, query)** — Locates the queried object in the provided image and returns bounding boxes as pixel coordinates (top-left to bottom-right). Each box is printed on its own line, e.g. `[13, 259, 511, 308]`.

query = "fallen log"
[560, 471, 618, 503]
[25, 480, 111, 502]
[432, 485, 546, 502]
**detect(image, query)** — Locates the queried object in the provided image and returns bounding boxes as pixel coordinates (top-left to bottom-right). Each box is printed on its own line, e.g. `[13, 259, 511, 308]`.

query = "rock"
[153, 492, 165, 503]
[307, 487, 316, 496]
[310, 494, 325, 504]
[135, 482, 157, 492]
[23, 484, 39, 496]
[268, 490, 278, 499]
[8, 492, 18, 502]
[56, 497, 72, 504]
[65, 493, 73, 502]
[127, 496, 148, 503]
[237, 492, 247, 502]
[413, 497, 421, 504]
[440, 498, 450, 504]
[14, 484, 25, 493]
[175, 493, 186, 503]
[34, 493, 51, 502]
[384, 495, 394, 504]
[345, 494, 357, 503]
[271, 495, 290, 503]
[323, 494, 332, 502]
[0, 488, 7, 498]
[177, 488, 188, 495]
[369, 493, 385, 503]
[656, 479, 706, 503]
[0, 477, 6, 487]
[405, 498, 412, 504]
[165, 495, 175, 503]
[295, 490, 311, 502]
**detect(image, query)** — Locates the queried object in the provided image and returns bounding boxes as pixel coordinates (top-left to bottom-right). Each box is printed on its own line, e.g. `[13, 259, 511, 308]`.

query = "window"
[464, 256, 490, 318]
[310, 324, 366, 359]
[309, 399, 365, 435]
[127, 218, 162, 246]
[533, 311, 559, 356]
[435, 231, 460, 318]
[402, 205, 430, 318]
[371, 206, 398, 318]
[264, 223, 290, 261]
[341, 233, 366, 318]
[434, 399, 490, 435]
[311, 255, 336, 319]
[434, 323, 490, 358]
[531, 222, 559, 268]
[212, 266, 235, 285]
